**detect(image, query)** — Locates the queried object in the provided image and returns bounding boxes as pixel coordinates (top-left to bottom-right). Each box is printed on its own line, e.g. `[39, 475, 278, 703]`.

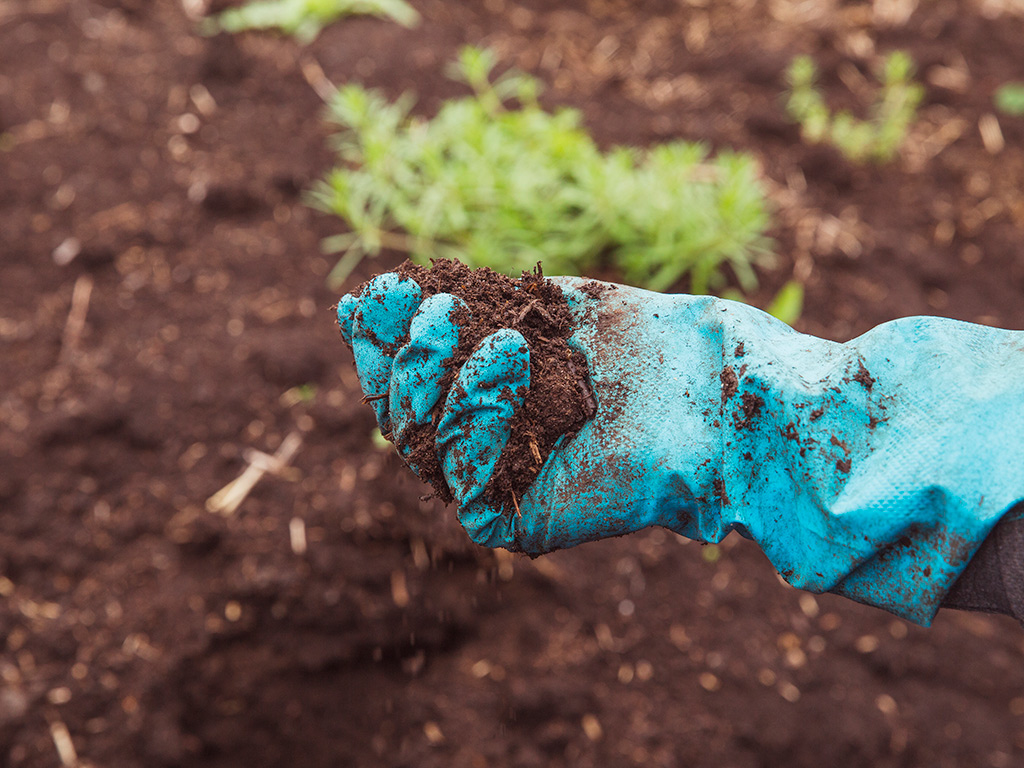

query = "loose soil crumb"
[580, 279, 616, 299]
[853, 359, 876, 391]
[735, 392, 765, 429]
[366, 259, 596, 508]
[720, 365, 739, 403]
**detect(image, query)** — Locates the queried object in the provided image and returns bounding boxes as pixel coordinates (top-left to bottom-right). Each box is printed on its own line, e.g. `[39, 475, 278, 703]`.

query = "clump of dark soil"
[367, 259, 597, 509]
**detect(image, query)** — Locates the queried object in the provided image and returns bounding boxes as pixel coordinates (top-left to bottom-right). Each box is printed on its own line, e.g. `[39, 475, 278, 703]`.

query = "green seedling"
[314, 47, 773, 296]
[281, 383, 318, 407]
[786, 51, 924, 163]
[994, 83, 1024, 116]
[719, 279, 804, 325]
[205, 0, 419, 42]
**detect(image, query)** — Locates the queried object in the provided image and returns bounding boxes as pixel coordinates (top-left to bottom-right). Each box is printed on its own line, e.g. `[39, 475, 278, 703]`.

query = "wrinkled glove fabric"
[339, 273, 1024, 625]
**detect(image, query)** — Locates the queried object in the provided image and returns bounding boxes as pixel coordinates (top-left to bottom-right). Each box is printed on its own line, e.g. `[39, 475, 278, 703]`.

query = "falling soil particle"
[368, 259, 597, 508]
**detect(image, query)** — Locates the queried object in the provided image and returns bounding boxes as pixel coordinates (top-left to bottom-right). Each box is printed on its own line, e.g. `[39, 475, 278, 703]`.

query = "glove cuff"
[942, 502, 1024, 625]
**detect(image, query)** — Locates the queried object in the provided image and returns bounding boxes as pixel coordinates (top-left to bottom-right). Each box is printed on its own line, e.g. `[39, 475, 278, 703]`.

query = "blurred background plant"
[786, 51, 924, 164]
[724, 278, 804, 326]
[994, 82, 1024, 116]
[203, 0, 419, 42]
[313, 46, 774, 297]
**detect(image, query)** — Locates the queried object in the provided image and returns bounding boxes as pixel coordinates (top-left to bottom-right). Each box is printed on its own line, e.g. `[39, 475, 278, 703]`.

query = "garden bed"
[2, 0, 1024, 766]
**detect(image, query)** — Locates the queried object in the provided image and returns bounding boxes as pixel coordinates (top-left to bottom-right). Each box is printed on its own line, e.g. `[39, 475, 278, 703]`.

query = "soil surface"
[2, 1, 1024, 767]
[388, 259, 594, 510]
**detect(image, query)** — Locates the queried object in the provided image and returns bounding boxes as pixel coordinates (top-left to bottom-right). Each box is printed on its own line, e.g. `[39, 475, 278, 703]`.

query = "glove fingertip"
[390, 293, 467, 443]
[410, 292, 468, 340]
[349, 272, 424, 432]
[457, 499, 517, 549]
[337, 294, 358, 347]
[356, 273, 422, 346]
[437, 329, 531, 507]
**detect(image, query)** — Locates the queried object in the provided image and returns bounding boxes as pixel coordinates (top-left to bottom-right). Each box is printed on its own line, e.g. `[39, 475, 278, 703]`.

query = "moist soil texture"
[3, 2, 1024, 768]
[387, 259, 594, 510]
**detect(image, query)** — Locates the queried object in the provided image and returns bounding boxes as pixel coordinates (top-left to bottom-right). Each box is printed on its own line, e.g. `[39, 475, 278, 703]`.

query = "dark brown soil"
[387, 259, 594, 510]
[4, 1, 1024, 768]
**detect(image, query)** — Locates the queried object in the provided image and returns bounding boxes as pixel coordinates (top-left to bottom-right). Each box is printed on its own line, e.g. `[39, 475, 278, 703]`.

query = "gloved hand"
[338, 270, 1024, 626]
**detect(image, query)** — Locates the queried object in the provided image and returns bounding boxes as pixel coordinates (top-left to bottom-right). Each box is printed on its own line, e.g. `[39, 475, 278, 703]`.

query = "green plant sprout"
[313, 47, 773, 296]
[765, 280, 804, 325]
[994, 83, 1024, 116]
[786, 51, 924, 164]
[205, 0, 419, 42]
[281, 383, 318, 406]
[719, 278, 804, 326]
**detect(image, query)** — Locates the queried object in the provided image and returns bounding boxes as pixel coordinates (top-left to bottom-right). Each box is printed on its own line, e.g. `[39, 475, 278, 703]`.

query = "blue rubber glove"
[338, 272, 1024, 625]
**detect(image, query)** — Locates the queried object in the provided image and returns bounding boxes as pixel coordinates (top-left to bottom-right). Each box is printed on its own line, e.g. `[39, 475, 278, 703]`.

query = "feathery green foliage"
[206, 0, 419, 42]
[314, 47, 773, 294]
[995, 83, 1024, 116]
[786, 51, 924, 164]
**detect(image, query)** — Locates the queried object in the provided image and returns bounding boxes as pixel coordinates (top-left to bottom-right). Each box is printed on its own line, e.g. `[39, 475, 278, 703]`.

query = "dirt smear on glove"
[375, 259, 596, 511]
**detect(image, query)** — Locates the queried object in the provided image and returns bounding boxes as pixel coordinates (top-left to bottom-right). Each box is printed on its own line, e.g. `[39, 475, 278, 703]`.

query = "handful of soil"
[360, 259, 596, 510]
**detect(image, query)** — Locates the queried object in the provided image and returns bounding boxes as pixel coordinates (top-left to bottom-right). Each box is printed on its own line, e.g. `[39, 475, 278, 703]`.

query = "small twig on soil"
[206, 431, 303, 515]
[979, 113, 1005, 155]
[59, 274, 93, 364]
[514, 300, 538, 325]
[510, 491, 521, 519]
[529, 439, 542, 466]
[514, 300, 556, 327]
[242, 444, 302, 481]
[289, 516, 307, 556]
[300, 54, 336, 102]
[48, 718, 78, 768]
